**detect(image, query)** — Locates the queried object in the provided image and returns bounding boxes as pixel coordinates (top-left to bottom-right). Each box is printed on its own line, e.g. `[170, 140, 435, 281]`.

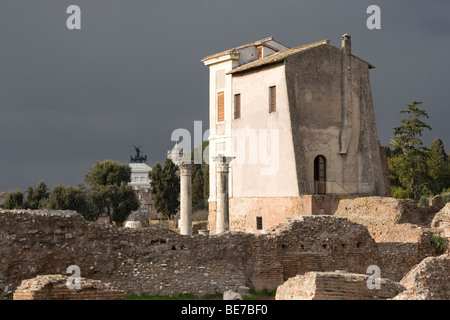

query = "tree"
[192, 169, 204, 209]
[46, 184, 99, 220]
[189, 141, 209, 210]
[85, 160, 139, 225]
[428, 138, 450, 194]
[24, 180, 49, 209]
[3, 190, 24, 209]
[390, 101, 432, 199]
[149, 158, 180, 219]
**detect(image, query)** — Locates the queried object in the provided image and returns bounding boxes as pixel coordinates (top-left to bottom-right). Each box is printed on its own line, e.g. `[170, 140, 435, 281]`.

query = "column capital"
[213, 155, 235, 172]
[178, 161, 192, 175]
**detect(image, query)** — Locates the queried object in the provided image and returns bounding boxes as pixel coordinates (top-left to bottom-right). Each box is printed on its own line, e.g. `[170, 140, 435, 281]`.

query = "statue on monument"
[130, 145, 147, 163]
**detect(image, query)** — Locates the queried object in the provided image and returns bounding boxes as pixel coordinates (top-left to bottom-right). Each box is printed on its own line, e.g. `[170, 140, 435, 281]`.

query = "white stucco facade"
[129, 162, 151, 189]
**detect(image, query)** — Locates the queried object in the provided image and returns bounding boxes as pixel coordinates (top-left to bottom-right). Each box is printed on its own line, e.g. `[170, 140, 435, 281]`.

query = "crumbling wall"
[334, 197, 438, 281]
[1, 209, 383, 298]
[432, 203, 450, 241]
[393, 254, 450, 300]
[275, 271, 405, 300]
[249, 215, 379, 291]
[0, 209, 250, 298]
[13, 275, 125, 300]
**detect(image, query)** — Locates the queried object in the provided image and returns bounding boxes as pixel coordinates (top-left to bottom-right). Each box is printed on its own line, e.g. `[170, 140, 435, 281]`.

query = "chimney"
[341, 34, 351, 55]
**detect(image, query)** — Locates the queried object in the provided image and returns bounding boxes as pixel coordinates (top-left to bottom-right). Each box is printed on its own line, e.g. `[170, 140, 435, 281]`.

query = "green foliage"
[24, 180, 49, 209]
[391, 186, 412, 199]
[417, 195, 429, 207]
[3, 189, 24, 209]
[389, 101, 433, 200]
[111, 182, 140, 226]
[441, 192, 450, 204]
[46, 184, 99, 220]
[85, 160, 139, 225]
[189, 141, 209, 210]
[428, 138, 450, 194]
[432, 235, 447, 254]
[192, 168, 204, 208]
[149, 158, 180, 219]
[203, 163, 209, 201]
[85, 159, 132, 186]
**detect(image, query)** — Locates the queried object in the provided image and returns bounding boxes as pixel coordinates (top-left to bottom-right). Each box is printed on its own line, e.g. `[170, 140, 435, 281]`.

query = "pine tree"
[391, 101, 432, 199]
[3, 190, 24, 209]
[429, 138, 450, 193]
[192, 169, 204, 208]
[149, 159, 180, 219]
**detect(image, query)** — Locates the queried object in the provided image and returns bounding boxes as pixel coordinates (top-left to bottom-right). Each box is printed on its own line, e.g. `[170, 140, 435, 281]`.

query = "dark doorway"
[314, 155, 327, 194]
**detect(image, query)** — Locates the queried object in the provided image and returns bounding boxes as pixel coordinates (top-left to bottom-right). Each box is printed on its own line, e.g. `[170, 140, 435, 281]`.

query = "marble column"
[178, 162, 192, 235]
[214, 155, 234, 234]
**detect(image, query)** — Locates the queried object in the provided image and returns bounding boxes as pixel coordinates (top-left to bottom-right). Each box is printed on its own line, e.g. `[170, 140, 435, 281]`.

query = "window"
[217, 91, 224, 122]
[314, 155, 327, 195]
[256, 217, 263, 230]
[234, 94, 241, 119]
[269, 86, 276, 113]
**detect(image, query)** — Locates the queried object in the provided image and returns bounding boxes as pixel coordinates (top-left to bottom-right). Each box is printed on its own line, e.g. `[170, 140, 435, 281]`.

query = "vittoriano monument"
[130, 145, 148, 163]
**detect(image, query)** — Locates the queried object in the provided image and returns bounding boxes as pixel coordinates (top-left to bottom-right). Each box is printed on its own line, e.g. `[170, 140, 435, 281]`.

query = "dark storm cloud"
[0, 0, 449, 191]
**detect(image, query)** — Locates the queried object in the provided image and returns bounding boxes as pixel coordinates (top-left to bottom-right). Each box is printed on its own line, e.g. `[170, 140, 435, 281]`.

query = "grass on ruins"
[126, 289, 276, 300]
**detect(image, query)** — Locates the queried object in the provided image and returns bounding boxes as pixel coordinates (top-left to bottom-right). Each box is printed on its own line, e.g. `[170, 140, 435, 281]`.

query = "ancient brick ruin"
[0, 196, 448, 299]
[275, 271, 405, 300]
[13, 275, 125, 300]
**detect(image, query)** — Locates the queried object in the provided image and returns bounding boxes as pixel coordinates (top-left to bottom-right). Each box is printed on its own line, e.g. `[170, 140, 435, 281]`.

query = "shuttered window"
[234, 94, 241, 119]
[269, 86, 276, 113]
[256, 217, 263, 230]
[217, 91, 224, 122]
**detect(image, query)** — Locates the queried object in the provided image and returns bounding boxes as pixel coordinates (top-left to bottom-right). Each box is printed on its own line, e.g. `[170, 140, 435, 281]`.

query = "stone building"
[128, 146, 158, 221]
[202, 35, 390, 233]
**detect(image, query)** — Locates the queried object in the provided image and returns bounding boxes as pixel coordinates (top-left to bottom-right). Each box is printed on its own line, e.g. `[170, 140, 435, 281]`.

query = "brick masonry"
[13, 274, 125, 300]
[211, 195, 342, 234]
[1, 209, 385, 298]
[393, 254, 450, 300]
[334, 196, 438, 281]
[275, 271, 405, 300]
[1, 199, 443, 299]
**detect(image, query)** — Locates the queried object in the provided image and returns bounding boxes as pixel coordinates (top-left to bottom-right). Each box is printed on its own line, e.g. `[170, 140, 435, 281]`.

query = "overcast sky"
[0, 0, 449, 191]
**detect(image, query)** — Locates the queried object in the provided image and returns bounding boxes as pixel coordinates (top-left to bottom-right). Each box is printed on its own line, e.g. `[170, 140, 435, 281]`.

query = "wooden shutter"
[269, 86, 276, 113]
[217, 91, 224, 122]
[234, 94, 241, 119]
[256, 217, 263, 230]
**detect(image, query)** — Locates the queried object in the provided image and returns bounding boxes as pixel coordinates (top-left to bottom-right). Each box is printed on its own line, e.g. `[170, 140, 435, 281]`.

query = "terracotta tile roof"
[227, 39, 331, 75]
[201, 37, 285, 62]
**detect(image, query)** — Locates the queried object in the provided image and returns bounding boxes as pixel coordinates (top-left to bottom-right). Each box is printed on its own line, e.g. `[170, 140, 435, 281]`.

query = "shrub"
[417, 195, 429, 207]
[391, 186, 412, 199]
[432, 235, 447, 254]
[440, 192, 450, 204]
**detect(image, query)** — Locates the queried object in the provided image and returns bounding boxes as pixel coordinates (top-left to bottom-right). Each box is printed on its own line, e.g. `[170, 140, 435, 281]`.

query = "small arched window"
[314, 155, 327, 194]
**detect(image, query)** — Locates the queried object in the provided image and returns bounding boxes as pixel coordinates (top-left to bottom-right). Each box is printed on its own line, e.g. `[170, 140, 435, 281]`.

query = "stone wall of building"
[393, 254, 449, 300]
[432, 203, 450, 240]
[13, 275, 125, 300]
[275, 271, 405, 300]
[334, 196, 438, 281]
[225, 195, 341, 234]
[1, 209, 388, 298]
